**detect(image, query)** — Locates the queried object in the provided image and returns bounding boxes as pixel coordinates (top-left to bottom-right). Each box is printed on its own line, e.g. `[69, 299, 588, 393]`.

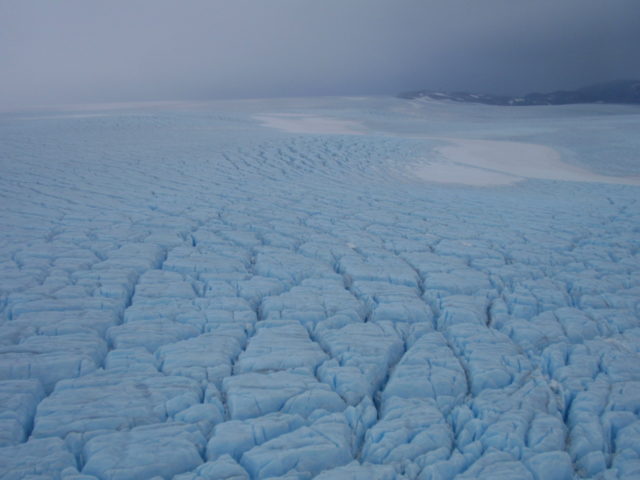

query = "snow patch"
[254, 113, 365, 135]
[413, 138, 640, 186]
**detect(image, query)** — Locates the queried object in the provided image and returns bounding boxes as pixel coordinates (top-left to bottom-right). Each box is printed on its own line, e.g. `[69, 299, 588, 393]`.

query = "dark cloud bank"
[1, 0, 639, 107]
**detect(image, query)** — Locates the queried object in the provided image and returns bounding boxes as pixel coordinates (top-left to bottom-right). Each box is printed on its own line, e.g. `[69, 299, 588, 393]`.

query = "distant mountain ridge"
[399, 79, 640, 105]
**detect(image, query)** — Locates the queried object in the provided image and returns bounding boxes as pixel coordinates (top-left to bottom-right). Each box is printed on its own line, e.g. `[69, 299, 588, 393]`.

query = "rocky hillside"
[400, 79, 640, 105]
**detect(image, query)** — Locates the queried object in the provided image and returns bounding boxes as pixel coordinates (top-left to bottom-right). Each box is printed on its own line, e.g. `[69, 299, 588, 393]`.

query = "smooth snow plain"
[0, 96, 639, 480]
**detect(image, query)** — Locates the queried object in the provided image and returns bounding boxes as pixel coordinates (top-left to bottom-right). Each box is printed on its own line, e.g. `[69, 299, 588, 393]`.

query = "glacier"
[0, 96, 639, 479]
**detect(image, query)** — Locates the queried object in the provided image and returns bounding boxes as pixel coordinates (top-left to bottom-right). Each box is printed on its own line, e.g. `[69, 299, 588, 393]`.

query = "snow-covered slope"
[0, 97, 639, 479]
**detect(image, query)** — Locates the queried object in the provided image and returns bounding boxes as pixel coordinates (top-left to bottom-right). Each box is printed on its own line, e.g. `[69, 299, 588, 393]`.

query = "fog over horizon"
[1, 0, 639, 108]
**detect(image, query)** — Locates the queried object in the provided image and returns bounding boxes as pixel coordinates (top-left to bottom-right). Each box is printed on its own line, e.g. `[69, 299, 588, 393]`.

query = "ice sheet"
[1, 96, 639, 479]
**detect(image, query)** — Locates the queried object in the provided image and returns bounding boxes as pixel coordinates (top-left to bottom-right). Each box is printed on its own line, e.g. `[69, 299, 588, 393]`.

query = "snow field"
[0, 97, 639, 479]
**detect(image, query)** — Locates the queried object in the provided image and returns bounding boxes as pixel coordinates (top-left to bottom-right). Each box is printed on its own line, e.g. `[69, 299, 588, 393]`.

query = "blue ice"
[0, 96, 639, 479]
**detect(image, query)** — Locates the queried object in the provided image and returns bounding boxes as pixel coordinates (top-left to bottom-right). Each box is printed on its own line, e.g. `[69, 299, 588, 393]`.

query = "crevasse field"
[1, 96, 639, 480]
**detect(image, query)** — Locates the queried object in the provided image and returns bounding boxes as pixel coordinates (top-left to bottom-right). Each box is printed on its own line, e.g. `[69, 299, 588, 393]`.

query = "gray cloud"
[1, 0, 639, 107]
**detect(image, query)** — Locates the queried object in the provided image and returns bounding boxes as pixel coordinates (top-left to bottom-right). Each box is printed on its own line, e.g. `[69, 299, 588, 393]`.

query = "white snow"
[413, 137, 640, 186]
[413, 158, 520, 186]
[254, 113, 365, 135]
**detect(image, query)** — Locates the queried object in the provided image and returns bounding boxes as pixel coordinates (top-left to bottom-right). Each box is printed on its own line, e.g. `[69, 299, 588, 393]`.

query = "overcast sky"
[1, 0, 639, 107]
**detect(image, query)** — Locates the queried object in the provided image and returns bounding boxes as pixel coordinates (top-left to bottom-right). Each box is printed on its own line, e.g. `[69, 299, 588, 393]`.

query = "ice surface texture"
[0, 97, 639, 479]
